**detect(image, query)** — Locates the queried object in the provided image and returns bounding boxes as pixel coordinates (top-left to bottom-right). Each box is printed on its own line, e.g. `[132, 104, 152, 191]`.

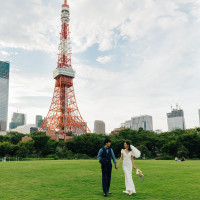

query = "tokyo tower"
[39, 0, 91, 134]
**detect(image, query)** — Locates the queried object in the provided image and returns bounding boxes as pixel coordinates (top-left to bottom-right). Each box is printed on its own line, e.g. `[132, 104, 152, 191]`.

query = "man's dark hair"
[104, 138, 111, 145]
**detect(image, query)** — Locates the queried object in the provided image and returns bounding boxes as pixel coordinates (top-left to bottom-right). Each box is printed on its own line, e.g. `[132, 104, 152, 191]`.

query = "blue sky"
[0, 0, 200, 133]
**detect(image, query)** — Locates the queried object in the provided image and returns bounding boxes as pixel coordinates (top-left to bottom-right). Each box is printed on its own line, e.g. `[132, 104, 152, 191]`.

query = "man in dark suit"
[97, 138, 118, 197]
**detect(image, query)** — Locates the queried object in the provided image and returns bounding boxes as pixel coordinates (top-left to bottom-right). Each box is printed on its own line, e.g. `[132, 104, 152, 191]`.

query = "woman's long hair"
[125, 141, 132, 151]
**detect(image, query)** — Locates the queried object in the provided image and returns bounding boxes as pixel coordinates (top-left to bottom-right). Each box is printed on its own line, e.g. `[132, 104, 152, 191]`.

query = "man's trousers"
[101, 163, 112, 194]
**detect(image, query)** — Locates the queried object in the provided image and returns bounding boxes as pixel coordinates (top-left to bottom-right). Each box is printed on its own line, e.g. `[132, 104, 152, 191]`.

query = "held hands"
[115, 165, 119, 170]
[133, 166, 137, 170]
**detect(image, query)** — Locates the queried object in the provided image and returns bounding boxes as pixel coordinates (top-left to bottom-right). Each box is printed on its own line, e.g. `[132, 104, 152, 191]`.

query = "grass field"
[0, 160, 199, 200]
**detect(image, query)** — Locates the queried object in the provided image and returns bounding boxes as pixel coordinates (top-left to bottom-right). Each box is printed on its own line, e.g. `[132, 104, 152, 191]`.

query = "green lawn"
[0, 160, 199, 200]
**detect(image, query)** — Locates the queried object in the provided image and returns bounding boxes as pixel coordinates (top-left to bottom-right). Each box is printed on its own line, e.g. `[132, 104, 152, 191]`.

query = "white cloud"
[0, 0, 59, 53]
[0, 51, 18, 60]
[1, 0, 200, 55]
[1, 0, 200, 133]
[1, 51, 9, 56]
[96, 55, 112, 64]
[71, 0, 133, 52]
[8, 71, 55, 125]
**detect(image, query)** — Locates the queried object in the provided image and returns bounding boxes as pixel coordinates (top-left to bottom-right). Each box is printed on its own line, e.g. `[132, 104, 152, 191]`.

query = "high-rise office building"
[121, 121, 131, 128]
[35, 115, 44, 128]
[167, 108, 185, 131]
[9, 112, 26, 130]
[124, 120, 131, 129]
[94, 120, 105, 134]
[0, 61, 9, 132]
[131, 115, 153, 131]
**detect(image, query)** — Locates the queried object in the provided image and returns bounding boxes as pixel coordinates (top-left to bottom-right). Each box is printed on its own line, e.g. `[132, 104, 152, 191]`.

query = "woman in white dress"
[116, 141, 141, 196]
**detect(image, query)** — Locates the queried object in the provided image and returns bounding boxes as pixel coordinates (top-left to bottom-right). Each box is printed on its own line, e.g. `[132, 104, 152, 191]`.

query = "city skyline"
[0, 0, 200, 133]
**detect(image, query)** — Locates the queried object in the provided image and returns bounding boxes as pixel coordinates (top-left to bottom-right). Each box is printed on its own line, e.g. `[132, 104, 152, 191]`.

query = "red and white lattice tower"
[39, 0, 91, 134]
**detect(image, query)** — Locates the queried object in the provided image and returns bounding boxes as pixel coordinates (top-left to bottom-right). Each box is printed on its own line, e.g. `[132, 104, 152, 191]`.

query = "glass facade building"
[9, 112, 26, 129]
[167, 109, 186, 131]
[35, 115, 44, 128]
[0, 61, 9, 131]
[131, 115, 153, 131]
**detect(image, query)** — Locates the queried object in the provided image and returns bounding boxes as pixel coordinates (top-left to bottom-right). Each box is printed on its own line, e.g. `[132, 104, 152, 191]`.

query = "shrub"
[66, 150, 74, 159]
[54, 155, 59, 160]
[177, 145, 189, 158]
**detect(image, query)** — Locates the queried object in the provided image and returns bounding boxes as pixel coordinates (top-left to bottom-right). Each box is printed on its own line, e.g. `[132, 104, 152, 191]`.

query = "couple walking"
[97, 138, 141, 197]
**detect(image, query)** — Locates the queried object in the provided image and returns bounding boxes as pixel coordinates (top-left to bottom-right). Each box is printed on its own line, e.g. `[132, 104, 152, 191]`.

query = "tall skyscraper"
[35, 115, 44, 128]
[0, 61, 9, 132]
[94, 120, 105, 134]
[9, 112, 26, 130]
[167, 108, 186, 131]
[131, 115, 153, 131]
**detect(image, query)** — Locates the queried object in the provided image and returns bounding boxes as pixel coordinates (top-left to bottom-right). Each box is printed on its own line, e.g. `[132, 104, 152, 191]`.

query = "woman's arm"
[116, 152, 123, 168]
[131, 155, 137, 170]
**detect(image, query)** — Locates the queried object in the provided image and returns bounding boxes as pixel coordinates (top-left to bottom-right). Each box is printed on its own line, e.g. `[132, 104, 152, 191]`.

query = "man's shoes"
[104, 194, 107, 197]
[108, 192, 112, 194]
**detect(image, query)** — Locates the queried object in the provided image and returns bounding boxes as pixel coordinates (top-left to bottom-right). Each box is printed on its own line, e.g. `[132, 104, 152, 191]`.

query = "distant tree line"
[0, 128, 200, 160]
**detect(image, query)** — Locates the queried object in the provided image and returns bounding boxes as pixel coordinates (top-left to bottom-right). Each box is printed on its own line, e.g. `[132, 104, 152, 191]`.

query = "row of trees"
[0, 128, 200, 159]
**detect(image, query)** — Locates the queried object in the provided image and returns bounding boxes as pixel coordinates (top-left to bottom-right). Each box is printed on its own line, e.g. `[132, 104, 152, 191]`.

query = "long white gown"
[121, 149, 136, 193]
